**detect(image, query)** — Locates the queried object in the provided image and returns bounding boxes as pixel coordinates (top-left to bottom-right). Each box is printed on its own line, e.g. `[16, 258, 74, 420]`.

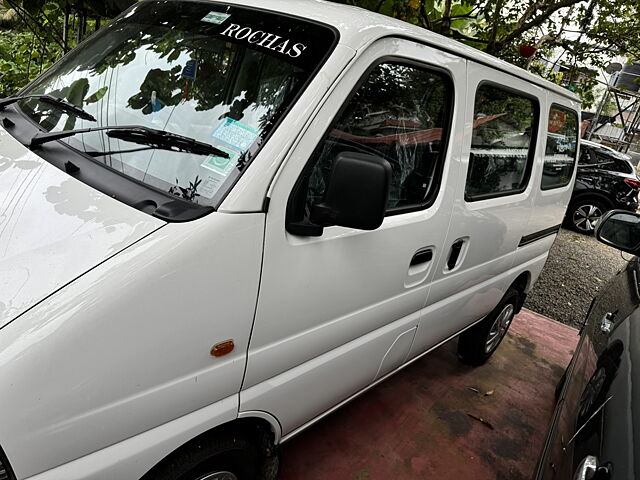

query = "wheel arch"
[568, 190, 614, 210]
[139, 416, 279, 480]
[509, 272, 531, 313]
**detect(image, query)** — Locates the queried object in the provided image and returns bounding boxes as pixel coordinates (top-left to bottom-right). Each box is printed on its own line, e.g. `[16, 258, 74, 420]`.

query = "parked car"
[564, 139, 640, 234]
[535, 209, 640, 480]
[0, 1, 580, 479]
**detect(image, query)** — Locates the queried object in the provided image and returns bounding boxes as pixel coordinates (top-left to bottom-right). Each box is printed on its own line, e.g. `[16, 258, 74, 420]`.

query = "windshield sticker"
[211, 118, 259, 152]
[220, 24, 308, 59]
[201, 145, 238, 175]
[198, 173, 226, 199]
[202, 12, 231, 25]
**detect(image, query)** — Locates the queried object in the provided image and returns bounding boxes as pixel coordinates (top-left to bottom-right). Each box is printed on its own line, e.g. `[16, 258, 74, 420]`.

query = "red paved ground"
[279, 309, 579, 480]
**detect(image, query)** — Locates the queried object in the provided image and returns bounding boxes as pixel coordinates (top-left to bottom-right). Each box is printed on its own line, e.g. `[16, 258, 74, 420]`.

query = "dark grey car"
[565, 140, 640, 234]
[535, 210, 640, 480]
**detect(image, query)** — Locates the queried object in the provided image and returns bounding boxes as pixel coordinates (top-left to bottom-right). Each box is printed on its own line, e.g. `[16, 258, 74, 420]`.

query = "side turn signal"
[211, 340, 235, 357]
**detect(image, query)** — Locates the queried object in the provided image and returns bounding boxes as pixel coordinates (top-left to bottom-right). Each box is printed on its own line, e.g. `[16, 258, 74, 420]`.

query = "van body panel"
[240, 39, 466, 435]
[409, 251, 548, 359]
[0, 213, 264, 478]
[22, 396, 238, 480]
[0, 127, 165, 329]
[240, 309, 422, 435]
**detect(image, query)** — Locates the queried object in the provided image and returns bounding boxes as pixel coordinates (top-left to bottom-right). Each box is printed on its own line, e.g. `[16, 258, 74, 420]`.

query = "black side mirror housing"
[595, 210, 640, 255]
[310, 152, 391, 231]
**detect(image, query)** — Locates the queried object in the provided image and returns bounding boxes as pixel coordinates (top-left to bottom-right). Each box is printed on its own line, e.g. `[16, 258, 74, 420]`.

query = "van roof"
[222, 0, 580, 103]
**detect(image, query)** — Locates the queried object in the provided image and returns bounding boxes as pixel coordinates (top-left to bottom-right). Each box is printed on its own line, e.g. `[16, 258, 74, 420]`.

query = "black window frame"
[464, 81, 540, 202]
[286, 56, 455, 234]
[541, 104, 579, 191]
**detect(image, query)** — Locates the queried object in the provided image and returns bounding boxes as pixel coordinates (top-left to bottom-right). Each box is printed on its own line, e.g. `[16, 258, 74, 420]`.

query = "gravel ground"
[523, 228, 628, 329]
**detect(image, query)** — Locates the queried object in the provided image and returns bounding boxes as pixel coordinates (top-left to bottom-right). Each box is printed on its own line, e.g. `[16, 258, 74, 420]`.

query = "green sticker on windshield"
[212, 118, 259, 152]
[202, 12, 231, 25]
[201, 145, 238, 175]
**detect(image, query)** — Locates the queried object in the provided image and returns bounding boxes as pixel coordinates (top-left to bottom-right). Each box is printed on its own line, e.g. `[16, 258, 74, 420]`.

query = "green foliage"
[2, 0, 640, 111]
[3, 0, 135, 18]
[0, 29, 61, 96]
[336, 0, 640, 109]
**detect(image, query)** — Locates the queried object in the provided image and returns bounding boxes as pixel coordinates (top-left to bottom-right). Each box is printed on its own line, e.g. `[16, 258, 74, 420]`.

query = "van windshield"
[15, 2, 336, 210]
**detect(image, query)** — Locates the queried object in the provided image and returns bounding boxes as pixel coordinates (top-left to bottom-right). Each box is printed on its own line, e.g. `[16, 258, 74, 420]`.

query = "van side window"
[465, 85, 537, 200]
[541, 107, 578, 190]
[289, 62, 453, 224]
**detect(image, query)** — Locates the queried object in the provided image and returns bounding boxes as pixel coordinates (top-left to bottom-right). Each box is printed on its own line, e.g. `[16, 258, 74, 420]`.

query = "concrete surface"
[279, 309, 579, 480]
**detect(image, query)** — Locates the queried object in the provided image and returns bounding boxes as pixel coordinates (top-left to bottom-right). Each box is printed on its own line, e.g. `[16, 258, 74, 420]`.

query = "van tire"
[144, 431, 263, 480]
[457, 288, 520, 366]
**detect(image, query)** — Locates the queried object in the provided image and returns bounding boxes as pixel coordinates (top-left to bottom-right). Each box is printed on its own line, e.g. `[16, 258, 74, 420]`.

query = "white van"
[0, 1, 580, 479]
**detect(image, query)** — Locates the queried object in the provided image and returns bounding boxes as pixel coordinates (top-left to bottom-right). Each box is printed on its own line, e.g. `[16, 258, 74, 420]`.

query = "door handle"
[410, 247, 433, 266]
[447, 239, 465, 271]
[574, 456, 611, 480]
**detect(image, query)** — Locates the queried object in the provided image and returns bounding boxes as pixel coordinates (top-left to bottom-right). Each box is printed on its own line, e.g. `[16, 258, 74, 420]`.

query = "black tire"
[142, 430, 271, 480]
[457, 288, 520, 366]
[566, 197, 609, 235]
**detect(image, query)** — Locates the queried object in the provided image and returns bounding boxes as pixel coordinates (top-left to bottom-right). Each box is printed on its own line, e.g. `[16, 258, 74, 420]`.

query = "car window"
[541, 106, 578, 190]
[289, 61, 453, 225]
[465, 84, 537, 200]
[579, 147, 634, 174]
[15, 2, 337, 211]
[594, 151, 634, 174]
[579, 147, 597, 165]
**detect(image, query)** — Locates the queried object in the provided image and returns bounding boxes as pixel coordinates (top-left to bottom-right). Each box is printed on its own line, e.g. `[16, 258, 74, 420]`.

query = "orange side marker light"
[211, 340, 235, 357]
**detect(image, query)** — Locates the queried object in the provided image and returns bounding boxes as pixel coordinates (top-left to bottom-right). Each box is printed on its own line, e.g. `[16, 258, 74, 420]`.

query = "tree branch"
[497, 0, 582, 49]
[440, 0, 452, 34]
[419, 0, 431, 30]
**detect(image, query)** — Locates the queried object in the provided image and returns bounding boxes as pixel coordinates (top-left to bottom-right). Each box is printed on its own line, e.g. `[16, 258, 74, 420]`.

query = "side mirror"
[310, 152, 391, 231]
[595, 210, 640, 255]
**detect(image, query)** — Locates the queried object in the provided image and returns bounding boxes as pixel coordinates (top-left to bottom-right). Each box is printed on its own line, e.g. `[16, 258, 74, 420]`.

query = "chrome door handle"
[600, 312, 615, 333]
[574, 455, 611, 480]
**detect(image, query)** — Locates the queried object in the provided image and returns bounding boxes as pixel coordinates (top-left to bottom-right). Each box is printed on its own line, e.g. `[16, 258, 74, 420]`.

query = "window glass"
[542, 107, 578, 189]
[579, 147, 597, 165]
[579, 147, 633, 174]
[594, 151, 633, 173]
[465, 85, 536, 200]
[291, 62, 452, 223]
[16, 2, 336, 209]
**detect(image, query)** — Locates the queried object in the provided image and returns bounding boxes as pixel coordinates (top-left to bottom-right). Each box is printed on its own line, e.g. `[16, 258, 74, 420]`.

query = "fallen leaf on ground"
[467, 413, 494, 430]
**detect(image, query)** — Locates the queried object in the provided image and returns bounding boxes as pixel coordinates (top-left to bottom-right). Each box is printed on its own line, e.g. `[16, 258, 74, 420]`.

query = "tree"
[333, 0, 640, 108]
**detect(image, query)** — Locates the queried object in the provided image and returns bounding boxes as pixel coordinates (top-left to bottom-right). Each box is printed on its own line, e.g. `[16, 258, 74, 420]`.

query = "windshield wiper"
[30, 125, 230, 158]
[0, 94, 96, 122]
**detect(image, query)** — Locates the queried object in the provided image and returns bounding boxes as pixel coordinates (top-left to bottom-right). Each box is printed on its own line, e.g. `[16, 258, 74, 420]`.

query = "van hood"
[0, 127, 165, 328]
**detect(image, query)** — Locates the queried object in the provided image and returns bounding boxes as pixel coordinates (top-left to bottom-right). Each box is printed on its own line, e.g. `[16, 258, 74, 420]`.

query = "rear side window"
[580, 147, 633, 174]
[542, 106, 579, 190]
[465, 84, 537, 200]
[289, 61, 453, 225]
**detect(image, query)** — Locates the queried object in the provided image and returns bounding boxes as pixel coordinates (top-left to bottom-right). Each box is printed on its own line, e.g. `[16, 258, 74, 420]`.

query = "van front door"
[240, 38, 467, 437]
